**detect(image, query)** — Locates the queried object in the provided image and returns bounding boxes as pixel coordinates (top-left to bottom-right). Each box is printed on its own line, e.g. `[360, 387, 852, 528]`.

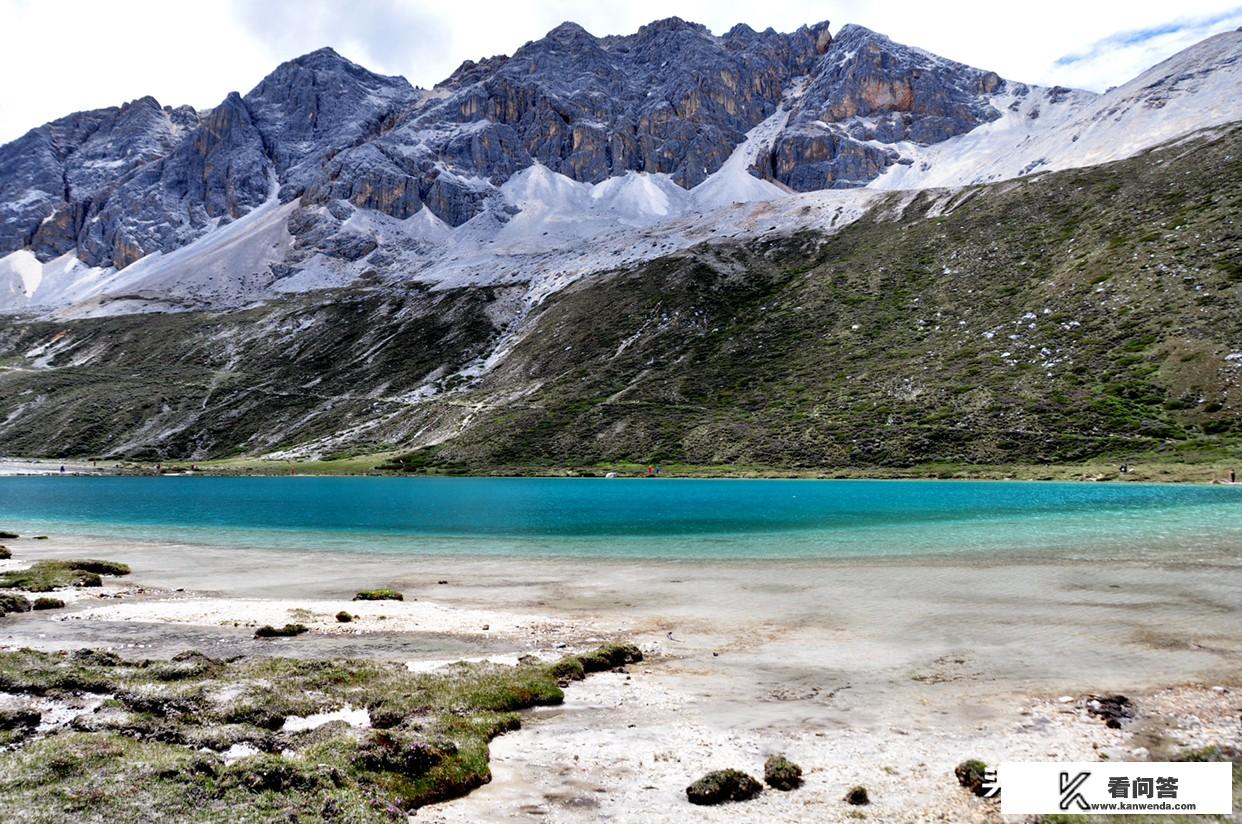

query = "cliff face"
[0, 18, 1019, 270]
[759, 25, 1006, 190]
[0, 97, 198, 256]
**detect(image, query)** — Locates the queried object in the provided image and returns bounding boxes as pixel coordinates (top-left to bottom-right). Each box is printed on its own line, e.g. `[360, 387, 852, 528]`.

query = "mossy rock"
[336, 611, 353, 622]
[0, 531, 17, 540]
[955, 759, 989, 796]
[764, 754, 803, 790]
[353, 588, 403, 601]
[59, 559, 129, 575]
[0, 546, 10, 559]
[578, 643, 643, 673]
[549, 656, 585, 682]
[686, 769, 763, 805]
[845, 785, 870, 805]
[0, 592, 32, 615]
[254, 623, 308, 638]
[0, 559, 127, 592]
[31, 597, 65, 611]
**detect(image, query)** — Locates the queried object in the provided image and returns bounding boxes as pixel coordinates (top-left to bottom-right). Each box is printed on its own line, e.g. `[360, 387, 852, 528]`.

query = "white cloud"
[1, 0, 1240, 144]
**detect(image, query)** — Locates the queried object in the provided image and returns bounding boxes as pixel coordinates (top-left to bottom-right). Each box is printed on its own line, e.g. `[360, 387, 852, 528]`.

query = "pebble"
[1058, 695, 1074, 703]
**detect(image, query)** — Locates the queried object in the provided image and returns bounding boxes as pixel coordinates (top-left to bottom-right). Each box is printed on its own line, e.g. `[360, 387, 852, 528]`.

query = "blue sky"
[1, 0, 1240, 143]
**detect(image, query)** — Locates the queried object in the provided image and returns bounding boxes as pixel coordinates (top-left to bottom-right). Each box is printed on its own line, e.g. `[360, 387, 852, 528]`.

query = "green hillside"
[2, 127, 1240, 472]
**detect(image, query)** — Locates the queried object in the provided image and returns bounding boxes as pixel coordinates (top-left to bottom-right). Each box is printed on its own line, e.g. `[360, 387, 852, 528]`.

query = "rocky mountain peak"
[3, 15, 1239, 307]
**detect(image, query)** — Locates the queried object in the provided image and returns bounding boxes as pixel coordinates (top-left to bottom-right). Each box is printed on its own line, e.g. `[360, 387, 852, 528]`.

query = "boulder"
[955, 759, 989, 796]
[686, 769, 763, 805]
[764, 754, 803, 790]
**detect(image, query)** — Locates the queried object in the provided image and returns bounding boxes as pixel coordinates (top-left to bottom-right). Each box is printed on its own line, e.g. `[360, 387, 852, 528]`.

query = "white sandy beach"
[1, 535, 1240, 822]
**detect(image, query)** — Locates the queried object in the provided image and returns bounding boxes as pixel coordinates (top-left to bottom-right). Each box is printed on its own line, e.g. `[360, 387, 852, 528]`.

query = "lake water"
[1, 477, 1240, 561]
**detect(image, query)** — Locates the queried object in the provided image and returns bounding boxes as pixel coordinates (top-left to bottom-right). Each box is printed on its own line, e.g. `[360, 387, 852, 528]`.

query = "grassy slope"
[394, 127, 1242, 472]
[1, 128, 1239, 472]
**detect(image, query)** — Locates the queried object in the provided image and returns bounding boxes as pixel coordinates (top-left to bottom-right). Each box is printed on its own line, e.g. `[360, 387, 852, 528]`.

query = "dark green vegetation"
[685, 769, 764, 805]
[763, 754, 803, 790]
[0, 559, 130, 592]
[352, 588, 403, 602]
[1, 128, 1239, 470]
[253, 623, 308, 639]
[955, 758, 989, 796]
[0, 644, 637, 822]
[845, 785, 870, 805]
[0, 592, 32, 615]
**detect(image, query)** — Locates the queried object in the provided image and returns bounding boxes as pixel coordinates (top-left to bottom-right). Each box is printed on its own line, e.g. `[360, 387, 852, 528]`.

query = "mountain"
[0, 19, 1239, 467]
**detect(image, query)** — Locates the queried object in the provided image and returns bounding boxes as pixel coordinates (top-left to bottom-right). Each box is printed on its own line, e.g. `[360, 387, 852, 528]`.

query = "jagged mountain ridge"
[0, 20, 1240, 319]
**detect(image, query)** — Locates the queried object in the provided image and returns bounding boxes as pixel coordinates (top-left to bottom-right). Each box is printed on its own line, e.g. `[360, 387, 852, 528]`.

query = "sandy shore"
[1, 535, 1240, 821]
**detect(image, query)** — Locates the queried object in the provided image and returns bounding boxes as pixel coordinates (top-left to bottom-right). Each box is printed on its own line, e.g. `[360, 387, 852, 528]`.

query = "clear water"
[1, 476, 1240, 561]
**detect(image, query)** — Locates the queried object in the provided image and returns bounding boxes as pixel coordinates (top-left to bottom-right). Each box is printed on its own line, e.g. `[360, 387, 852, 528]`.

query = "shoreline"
[2, 532, 1240, 820]
[3, 455, 1240, 484]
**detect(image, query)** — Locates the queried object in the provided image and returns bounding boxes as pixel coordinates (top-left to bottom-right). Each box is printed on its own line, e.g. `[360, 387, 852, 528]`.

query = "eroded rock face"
[302, 17, 836, 226]
[1, 97, 198, 257]
[0, 18, 1017, 272]
[758, 24, 1006, 191]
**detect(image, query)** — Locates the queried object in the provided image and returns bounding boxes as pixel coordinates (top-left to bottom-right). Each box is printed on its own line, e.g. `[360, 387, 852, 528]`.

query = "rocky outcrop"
[9, 48, 416, 268]
[1, 97, 197, 257]
[303, 17, 836, 226]
[757, 25, 1005, 190]
[0, 17, 1020, 270]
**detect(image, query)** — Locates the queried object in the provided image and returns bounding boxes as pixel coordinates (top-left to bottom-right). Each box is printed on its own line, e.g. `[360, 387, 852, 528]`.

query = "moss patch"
[0, 559, 130, 592]
[352, 588, 403, 602]
[0, 643, 634, 820]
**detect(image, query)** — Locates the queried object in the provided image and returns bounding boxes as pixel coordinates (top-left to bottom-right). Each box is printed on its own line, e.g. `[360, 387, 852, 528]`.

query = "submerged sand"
[1, 535, 1240, 822]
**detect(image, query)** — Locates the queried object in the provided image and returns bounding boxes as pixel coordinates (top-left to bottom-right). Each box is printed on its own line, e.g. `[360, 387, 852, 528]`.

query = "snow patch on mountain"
[873, 30, 1242, 189]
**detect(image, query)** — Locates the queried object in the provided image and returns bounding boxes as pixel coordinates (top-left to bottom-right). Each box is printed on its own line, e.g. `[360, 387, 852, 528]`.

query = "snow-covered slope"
[873, 30, 1242, 189]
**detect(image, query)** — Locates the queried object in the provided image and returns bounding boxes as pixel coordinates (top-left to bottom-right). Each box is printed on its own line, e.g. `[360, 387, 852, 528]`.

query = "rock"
[0, 546, 9, 559]
[335, 611, 353, 623]
[253, 623, 309, 638]
[0, 592, 32, 614]
[759, 24, 1005, 191]
[1085, 694, 1134, 728]
[764, 754, 803, 790]
[686, 769, 763, 805]
[578, 643, 644, 673]
[955, 759, 989, 796]
[0, 708, 41, 730]
[0, 531, 18, 539]
[845, 785, 870, 805]
[31, 597, 65, 610]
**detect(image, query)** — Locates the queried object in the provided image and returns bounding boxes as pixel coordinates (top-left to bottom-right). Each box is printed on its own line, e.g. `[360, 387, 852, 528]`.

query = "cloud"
[231, 0, 454, 83]
[1045, 6, 1242, 89]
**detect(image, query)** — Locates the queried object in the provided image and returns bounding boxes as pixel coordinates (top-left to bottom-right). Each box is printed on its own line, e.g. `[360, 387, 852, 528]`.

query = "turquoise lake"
[1, 477, 1240, 561]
